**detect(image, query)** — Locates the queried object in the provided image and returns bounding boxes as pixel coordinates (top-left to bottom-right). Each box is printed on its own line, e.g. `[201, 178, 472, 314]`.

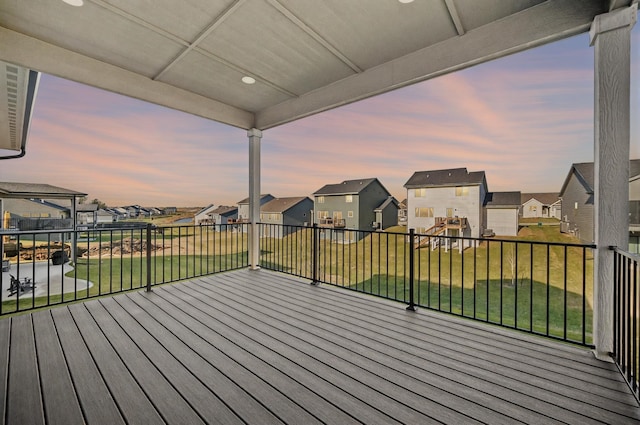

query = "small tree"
[91, 198, 107, 209]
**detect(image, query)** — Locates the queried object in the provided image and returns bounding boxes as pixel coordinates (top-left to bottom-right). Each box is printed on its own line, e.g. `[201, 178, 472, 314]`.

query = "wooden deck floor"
[1, 268, 638, 424]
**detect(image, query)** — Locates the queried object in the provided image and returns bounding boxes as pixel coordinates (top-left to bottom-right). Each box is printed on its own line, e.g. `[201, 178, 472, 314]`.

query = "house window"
[416, 227, 426, 234]
[345, 195, 353, 203]
[260, 213, 265, 220]
[333, 211, 343, 219]
[317, 196, 325, 203]
[529, 206, 537, 211]
[414, 188, 427, 197]
[415, 207, 434, 217]
[446, 208, 453, 218]
[347, 211, 353, 218]
[455, 186, 469, 196]
[574, 202, 578, 210]
[317, 210, 329, 219]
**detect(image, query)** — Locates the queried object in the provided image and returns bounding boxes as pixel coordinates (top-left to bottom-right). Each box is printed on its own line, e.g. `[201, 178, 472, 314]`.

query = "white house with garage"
[404, 167, 520, 244]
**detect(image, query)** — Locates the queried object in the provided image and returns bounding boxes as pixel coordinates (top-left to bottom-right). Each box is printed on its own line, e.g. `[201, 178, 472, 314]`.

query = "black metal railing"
[613, 247, 640, 401]
[259, 223, 595, 345]
[0, 223, 248, 315]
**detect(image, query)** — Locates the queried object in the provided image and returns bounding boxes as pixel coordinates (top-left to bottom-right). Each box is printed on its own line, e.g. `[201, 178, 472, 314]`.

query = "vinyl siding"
[561, 174, 594, 243]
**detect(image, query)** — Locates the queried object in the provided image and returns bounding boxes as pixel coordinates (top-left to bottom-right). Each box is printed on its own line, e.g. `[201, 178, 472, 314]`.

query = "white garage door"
[487, 209, 518, 236]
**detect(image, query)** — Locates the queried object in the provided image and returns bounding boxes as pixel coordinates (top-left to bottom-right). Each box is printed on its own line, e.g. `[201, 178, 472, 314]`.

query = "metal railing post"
[407, 228, 416, 311]
[312, 223, 319, 285]
[146, 223, 152, 292]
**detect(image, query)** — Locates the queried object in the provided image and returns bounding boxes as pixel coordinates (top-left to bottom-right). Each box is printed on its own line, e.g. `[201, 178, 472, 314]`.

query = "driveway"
[1, 261, 93, 299]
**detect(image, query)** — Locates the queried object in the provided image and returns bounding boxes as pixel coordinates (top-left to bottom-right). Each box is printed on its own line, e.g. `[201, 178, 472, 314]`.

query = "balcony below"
[2, 268, 637, 424]
[318, 217, 346, 228]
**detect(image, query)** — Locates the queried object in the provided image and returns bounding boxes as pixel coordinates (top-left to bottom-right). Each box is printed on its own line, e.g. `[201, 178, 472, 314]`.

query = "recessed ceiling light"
[399, 0, 414, 3]
[241, 76, 256, 85]
[62, 0, 84, 6]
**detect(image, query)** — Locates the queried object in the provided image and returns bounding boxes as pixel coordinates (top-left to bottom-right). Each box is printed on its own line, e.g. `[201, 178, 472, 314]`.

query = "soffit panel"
[197, 0, 356, 96]
[0, 0, 183, 78]
[454, 0, 547, 31]
[277, 0, 459, 70]
[159, 50, 290, 112]
[102, 0, 237, 42]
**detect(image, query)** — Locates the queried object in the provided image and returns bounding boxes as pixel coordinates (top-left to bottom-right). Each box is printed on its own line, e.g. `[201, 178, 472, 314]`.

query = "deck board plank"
[82, 299, 206, 425]
[0, 316, 9, 425]
[31, 311, 85, 425]
[160, 283, 483, 424]
[223, 271, 640, 418]
[117, 293, 363, 425]
[6, 315, 44, 425]
[100, 296, 245, 425]
[66, 303, 165, 425]
[49, 307, 125, 425]
[196, 274, 603, 425]
[1, 268, 639, 425]
[250, 271, 633, 396]
[117, 292, 291, 425]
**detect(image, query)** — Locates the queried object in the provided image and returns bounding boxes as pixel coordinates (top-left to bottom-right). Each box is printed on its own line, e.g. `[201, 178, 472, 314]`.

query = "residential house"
[260, 197, 313, 238]
[404, 168, 488, 239]
[194, 204, 217, 225]
[76, 203, 99, 227]
[204, 206, 238, 228]
[237, 194, 274, 223]
[163, 207, 177, 215]
[313, 178, 395, 242]
[398, 199, 408, 226]
[96, 208, 117, 224]
[1, 198, 72, 230]
[485, 191, 522, 237]
[374, 196, 400, 230]
[520, 193, 562, 219]
[560, 160, 640, 245]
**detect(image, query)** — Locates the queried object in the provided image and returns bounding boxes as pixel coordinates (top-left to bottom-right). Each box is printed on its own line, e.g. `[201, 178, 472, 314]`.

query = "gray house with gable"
[313, 178, 396, 242]
[260, 196, 313, 238]
[560, 160, 640, 247]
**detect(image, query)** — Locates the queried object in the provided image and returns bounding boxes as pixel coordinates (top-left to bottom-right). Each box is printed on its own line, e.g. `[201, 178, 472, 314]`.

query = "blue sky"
[0, 26, 638, 207]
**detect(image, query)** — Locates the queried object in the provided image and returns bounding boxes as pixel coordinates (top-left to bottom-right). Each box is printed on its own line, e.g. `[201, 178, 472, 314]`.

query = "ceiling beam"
[444, 0, 465, 36]
[153, 0, 246, 81]
[0, 27, 255, 129]
[255, 0, 605, 129]
[266, 0, 362, 73]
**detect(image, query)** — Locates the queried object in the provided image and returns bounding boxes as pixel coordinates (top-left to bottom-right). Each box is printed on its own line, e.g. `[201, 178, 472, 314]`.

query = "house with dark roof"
[560, 160, 640, 247]
[520, 193, 562, 219]
[404, 168, 488, 239]
[260, 197, 313, 238]
[313, 178, 395, 242]
[194, 204, 217, 225]
[484, 191, 522, 237]
[237, 194, 274, 223]
[205, 205, 238, 228]
[404, 168, 521, 241]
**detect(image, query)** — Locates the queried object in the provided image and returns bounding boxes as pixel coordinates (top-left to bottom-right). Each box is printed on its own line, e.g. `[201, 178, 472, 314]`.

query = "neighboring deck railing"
[259, 223, 596, 346]
[0, 223, 248, 315]
[612, 247, 640, 401]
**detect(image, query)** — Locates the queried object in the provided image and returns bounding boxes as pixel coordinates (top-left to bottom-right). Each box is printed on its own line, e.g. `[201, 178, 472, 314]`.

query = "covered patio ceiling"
[0, 0, 630, 141]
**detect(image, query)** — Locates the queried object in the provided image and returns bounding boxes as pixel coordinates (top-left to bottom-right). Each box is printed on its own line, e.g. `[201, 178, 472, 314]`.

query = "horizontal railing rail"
[259, 223, 595, 346]
[0, 223, 248, 315]
[612, 247, 640, 401]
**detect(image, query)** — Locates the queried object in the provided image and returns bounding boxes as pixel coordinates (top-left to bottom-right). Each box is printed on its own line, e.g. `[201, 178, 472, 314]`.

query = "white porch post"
[590, 4, 637, 360]
[248, 128, 262, 270]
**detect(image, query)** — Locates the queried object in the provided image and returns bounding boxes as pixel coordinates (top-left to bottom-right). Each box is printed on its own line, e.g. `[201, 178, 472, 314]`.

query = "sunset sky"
[1, 26, 638, 208]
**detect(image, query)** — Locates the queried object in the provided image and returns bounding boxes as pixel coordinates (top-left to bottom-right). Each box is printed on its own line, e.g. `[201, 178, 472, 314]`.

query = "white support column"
[590, 4, 637, 360]
[248, 128, 262, 270]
